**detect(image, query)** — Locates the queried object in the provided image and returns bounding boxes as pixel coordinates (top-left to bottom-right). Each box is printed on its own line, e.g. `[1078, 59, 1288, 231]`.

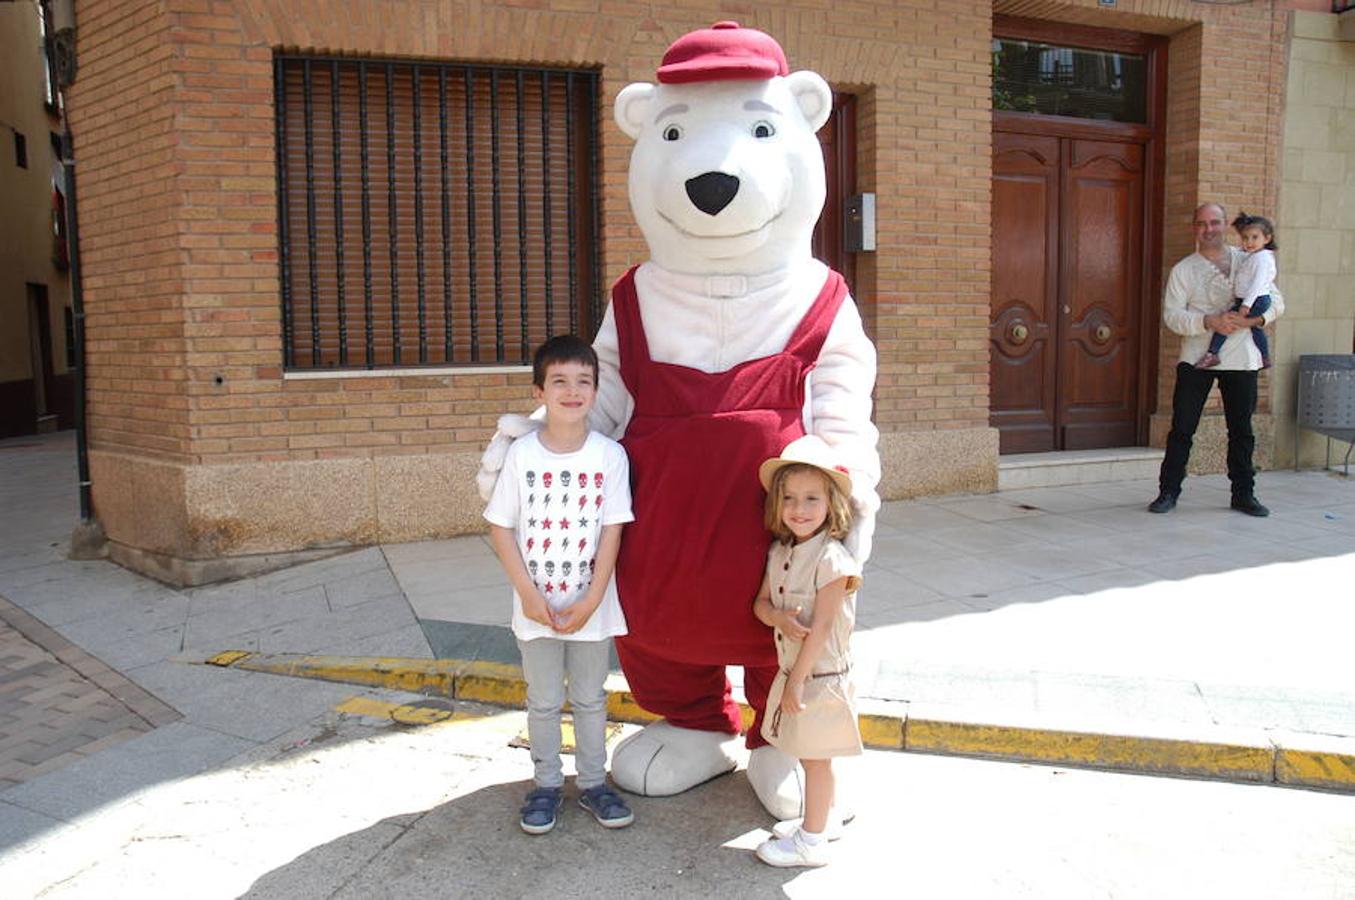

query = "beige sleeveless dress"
[760, 531, 863, 758]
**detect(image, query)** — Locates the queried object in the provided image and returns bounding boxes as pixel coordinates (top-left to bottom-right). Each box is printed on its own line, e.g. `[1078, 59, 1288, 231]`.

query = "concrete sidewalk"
[2, 431, 1353, 855]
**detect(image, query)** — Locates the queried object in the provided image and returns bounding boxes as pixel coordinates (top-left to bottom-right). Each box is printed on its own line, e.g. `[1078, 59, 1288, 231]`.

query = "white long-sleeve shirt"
[590, 258, 881, 561]
[1162, 247, 1283, 371]
[1233, 247, 1277, 308]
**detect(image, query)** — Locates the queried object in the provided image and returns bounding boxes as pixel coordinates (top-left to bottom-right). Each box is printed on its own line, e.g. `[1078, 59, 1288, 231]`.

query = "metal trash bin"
[1295, 354, 1355, 475]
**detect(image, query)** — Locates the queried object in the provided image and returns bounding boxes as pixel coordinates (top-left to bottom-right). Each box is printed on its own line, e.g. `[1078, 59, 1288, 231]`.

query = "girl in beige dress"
[751, 435, 863, 868]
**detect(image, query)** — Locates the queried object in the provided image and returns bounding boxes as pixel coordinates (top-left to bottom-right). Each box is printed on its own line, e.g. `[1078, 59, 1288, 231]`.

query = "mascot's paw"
[475, 414, 542, 502]
[610, 721, 743, 796]
[748, 745, 805, 820]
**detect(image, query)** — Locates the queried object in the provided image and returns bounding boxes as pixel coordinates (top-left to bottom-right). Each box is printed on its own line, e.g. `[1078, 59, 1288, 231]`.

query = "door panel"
[990, 133, 1060, 453]
[989, 133, 1143, 452]
[1060, 139, 1142, 449]
[813, 92, 856, 293]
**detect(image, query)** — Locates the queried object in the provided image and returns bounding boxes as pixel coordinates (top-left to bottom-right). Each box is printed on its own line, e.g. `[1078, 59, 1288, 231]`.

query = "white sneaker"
[772, 814, 846, 842]
[755, 830, 830, 868]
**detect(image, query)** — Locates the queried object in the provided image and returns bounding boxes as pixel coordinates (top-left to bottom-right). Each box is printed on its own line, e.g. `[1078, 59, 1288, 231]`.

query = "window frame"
[273, 54, 604, 373]
[992, 16, 1165, 139]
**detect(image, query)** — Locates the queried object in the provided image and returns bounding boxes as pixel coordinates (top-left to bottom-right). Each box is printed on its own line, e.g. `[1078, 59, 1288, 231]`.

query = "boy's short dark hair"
[532, 334, 598, 388]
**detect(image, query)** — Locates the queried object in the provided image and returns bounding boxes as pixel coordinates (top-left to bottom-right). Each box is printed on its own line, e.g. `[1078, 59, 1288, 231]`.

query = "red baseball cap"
[656, 21, 789, 84]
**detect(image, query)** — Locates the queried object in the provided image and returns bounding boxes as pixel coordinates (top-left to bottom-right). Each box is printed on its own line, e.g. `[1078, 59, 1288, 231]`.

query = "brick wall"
[986, 3, 1290, 429]
[1154, 3, 1289, 441]
[73, 0, 1002, 470]
[66, 1, 187, 459]
[68, 0, 1295, 573]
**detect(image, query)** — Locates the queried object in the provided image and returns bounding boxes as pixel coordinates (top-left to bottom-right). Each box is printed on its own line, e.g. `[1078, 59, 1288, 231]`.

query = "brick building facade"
[62, 0, 1313, 584]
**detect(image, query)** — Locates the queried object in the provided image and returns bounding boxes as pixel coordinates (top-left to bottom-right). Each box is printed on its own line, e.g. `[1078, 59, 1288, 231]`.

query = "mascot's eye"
[662, 125, 682, 142]
[752, 120, 776, 139]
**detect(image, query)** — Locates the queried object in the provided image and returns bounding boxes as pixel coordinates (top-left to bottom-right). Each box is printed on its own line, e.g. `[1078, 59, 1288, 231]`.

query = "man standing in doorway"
[1149, 202, 1283, 517]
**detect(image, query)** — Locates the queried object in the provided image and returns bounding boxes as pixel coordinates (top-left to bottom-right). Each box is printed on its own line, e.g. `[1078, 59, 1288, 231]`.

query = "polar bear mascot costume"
[480, 21, 879, 819]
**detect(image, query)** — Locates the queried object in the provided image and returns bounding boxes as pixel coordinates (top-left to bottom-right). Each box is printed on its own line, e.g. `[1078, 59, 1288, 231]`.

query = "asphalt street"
[2, 700, 1352, 899]
[2, 432, 1353, 898]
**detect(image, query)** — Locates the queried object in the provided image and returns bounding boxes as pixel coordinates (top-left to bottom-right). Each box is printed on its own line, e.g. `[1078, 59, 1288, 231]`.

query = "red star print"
[558, 580, 568, 593]
[541, 518, 552, 530]
[544, 582, 554, 594]
[559, 518, 570, 530]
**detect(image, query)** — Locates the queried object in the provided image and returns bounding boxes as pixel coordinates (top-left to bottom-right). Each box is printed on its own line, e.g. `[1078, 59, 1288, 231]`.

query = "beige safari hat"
[758, 434, 853, 496]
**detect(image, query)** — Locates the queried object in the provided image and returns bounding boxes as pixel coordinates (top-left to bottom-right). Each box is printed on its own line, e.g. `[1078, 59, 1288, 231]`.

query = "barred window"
[274, 56, 602, 370]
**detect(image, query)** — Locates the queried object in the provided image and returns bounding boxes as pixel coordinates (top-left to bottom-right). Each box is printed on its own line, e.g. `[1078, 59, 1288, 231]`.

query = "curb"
[202, 651, 1355, 793]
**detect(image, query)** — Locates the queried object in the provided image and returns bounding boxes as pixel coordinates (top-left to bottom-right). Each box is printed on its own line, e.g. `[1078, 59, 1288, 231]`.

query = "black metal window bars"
[274, 55, 602, 370]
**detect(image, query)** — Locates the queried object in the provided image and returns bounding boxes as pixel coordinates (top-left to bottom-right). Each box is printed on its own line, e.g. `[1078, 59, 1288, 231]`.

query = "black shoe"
[1230, 496, 1270, 517]
[1147, 491, 1178, 514]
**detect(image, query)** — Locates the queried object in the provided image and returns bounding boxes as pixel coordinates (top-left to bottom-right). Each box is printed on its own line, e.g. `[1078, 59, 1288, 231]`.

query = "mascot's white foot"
[748, 745, 805, 820]
[610, 721, 743, 796]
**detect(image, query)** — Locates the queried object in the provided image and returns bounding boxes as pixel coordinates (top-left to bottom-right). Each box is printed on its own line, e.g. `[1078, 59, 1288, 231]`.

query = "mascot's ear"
[614, 82, 655, 141]
[785, 71, 833, 133]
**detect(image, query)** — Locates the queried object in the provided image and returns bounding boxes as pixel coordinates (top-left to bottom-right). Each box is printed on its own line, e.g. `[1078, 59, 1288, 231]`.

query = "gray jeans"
[517, 637, 611, 790]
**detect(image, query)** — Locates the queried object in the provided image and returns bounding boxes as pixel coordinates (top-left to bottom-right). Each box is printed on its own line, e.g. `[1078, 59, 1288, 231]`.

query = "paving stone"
[0, 615, 156, 790]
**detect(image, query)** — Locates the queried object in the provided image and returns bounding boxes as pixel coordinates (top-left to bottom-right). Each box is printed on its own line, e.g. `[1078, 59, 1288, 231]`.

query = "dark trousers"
[1158, 362, 1258, 499]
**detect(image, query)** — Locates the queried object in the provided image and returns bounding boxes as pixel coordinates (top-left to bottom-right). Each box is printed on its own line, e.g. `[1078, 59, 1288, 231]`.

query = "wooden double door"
[989, 129, 1147, 453]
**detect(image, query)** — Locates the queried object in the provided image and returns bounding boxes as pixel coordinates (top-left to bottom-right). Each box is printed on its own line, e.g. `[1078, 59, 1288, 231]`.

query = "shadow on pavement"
[242, 772, 807, 899]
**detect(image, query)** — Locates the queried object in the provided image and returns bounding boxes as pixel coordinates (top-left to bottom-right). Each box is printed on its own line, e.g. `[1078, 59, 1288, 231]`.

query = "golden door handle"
[1094, 324, 1112, 343]
[1010, 323, 1030, 344]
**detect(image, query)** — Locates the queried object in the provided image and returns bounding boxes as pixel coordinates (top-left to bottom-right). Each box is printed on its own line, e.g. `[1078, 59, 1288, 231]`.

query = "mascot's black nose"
[685, 172, 740, 217]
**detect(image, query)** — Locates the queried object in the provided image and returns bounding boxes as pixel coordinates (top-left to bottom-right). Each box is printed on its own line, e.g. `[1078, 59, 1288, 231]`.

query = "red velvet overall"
[612, 266, 847, 747]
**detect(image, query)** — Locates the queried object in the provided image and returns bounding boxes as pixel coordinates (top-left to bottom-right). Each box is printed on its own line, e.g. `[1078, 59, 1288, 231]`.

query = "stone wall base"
[91, 427, 999, 586]
[1148, 412, 1275, 476]
[90, 448, 488, 586]
[878, 426, 999, 499]
[107, 541, 352, 588]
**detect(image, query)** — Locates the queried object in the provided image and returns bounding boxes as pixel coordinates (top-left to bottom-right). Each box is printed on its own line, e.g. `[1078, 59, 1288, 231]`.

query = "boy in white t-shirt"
[484, 335, 635, 835]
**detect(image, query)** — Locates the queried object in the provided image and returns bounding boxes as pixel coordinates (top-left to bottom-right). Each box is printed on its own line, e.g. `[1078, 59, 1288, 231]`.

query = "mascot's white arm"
[475, 412, 539, 502]
[809, 297, 880, 565]
[587, 304, 634, 441]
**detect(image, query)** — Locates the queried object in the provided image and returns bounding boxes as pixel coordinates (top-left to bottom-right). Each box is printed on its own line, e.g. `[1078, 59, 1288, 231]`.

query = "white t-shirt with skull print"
[484, 429, 633, 642]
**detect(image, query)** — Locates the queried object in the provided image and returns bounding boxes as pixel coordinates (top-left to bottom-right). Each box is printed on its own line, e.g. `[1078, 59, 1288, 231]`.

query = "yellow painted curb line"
[906, 719, 1275, 783]
[605, 690, 662, 725]
[206, 651, 463, 696]
[202, 651, 1355, 792]
[334, 696, 459, 725]
[858, 711, 905, 750]
[1275, 748, 1355, 791]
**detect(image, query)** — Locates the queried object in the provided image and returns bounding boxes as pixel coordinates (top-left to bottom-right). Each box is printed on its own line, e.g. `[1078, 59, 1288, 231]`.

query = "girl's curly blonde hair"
[763, 463, 854, 544]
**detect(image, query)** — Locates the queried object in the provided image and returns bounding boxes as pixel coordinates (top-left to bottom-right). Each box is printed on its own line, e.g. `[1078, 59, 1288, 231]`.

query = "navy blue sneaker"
[519, 786, 563, 835]
[578, 784, 634, 829]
